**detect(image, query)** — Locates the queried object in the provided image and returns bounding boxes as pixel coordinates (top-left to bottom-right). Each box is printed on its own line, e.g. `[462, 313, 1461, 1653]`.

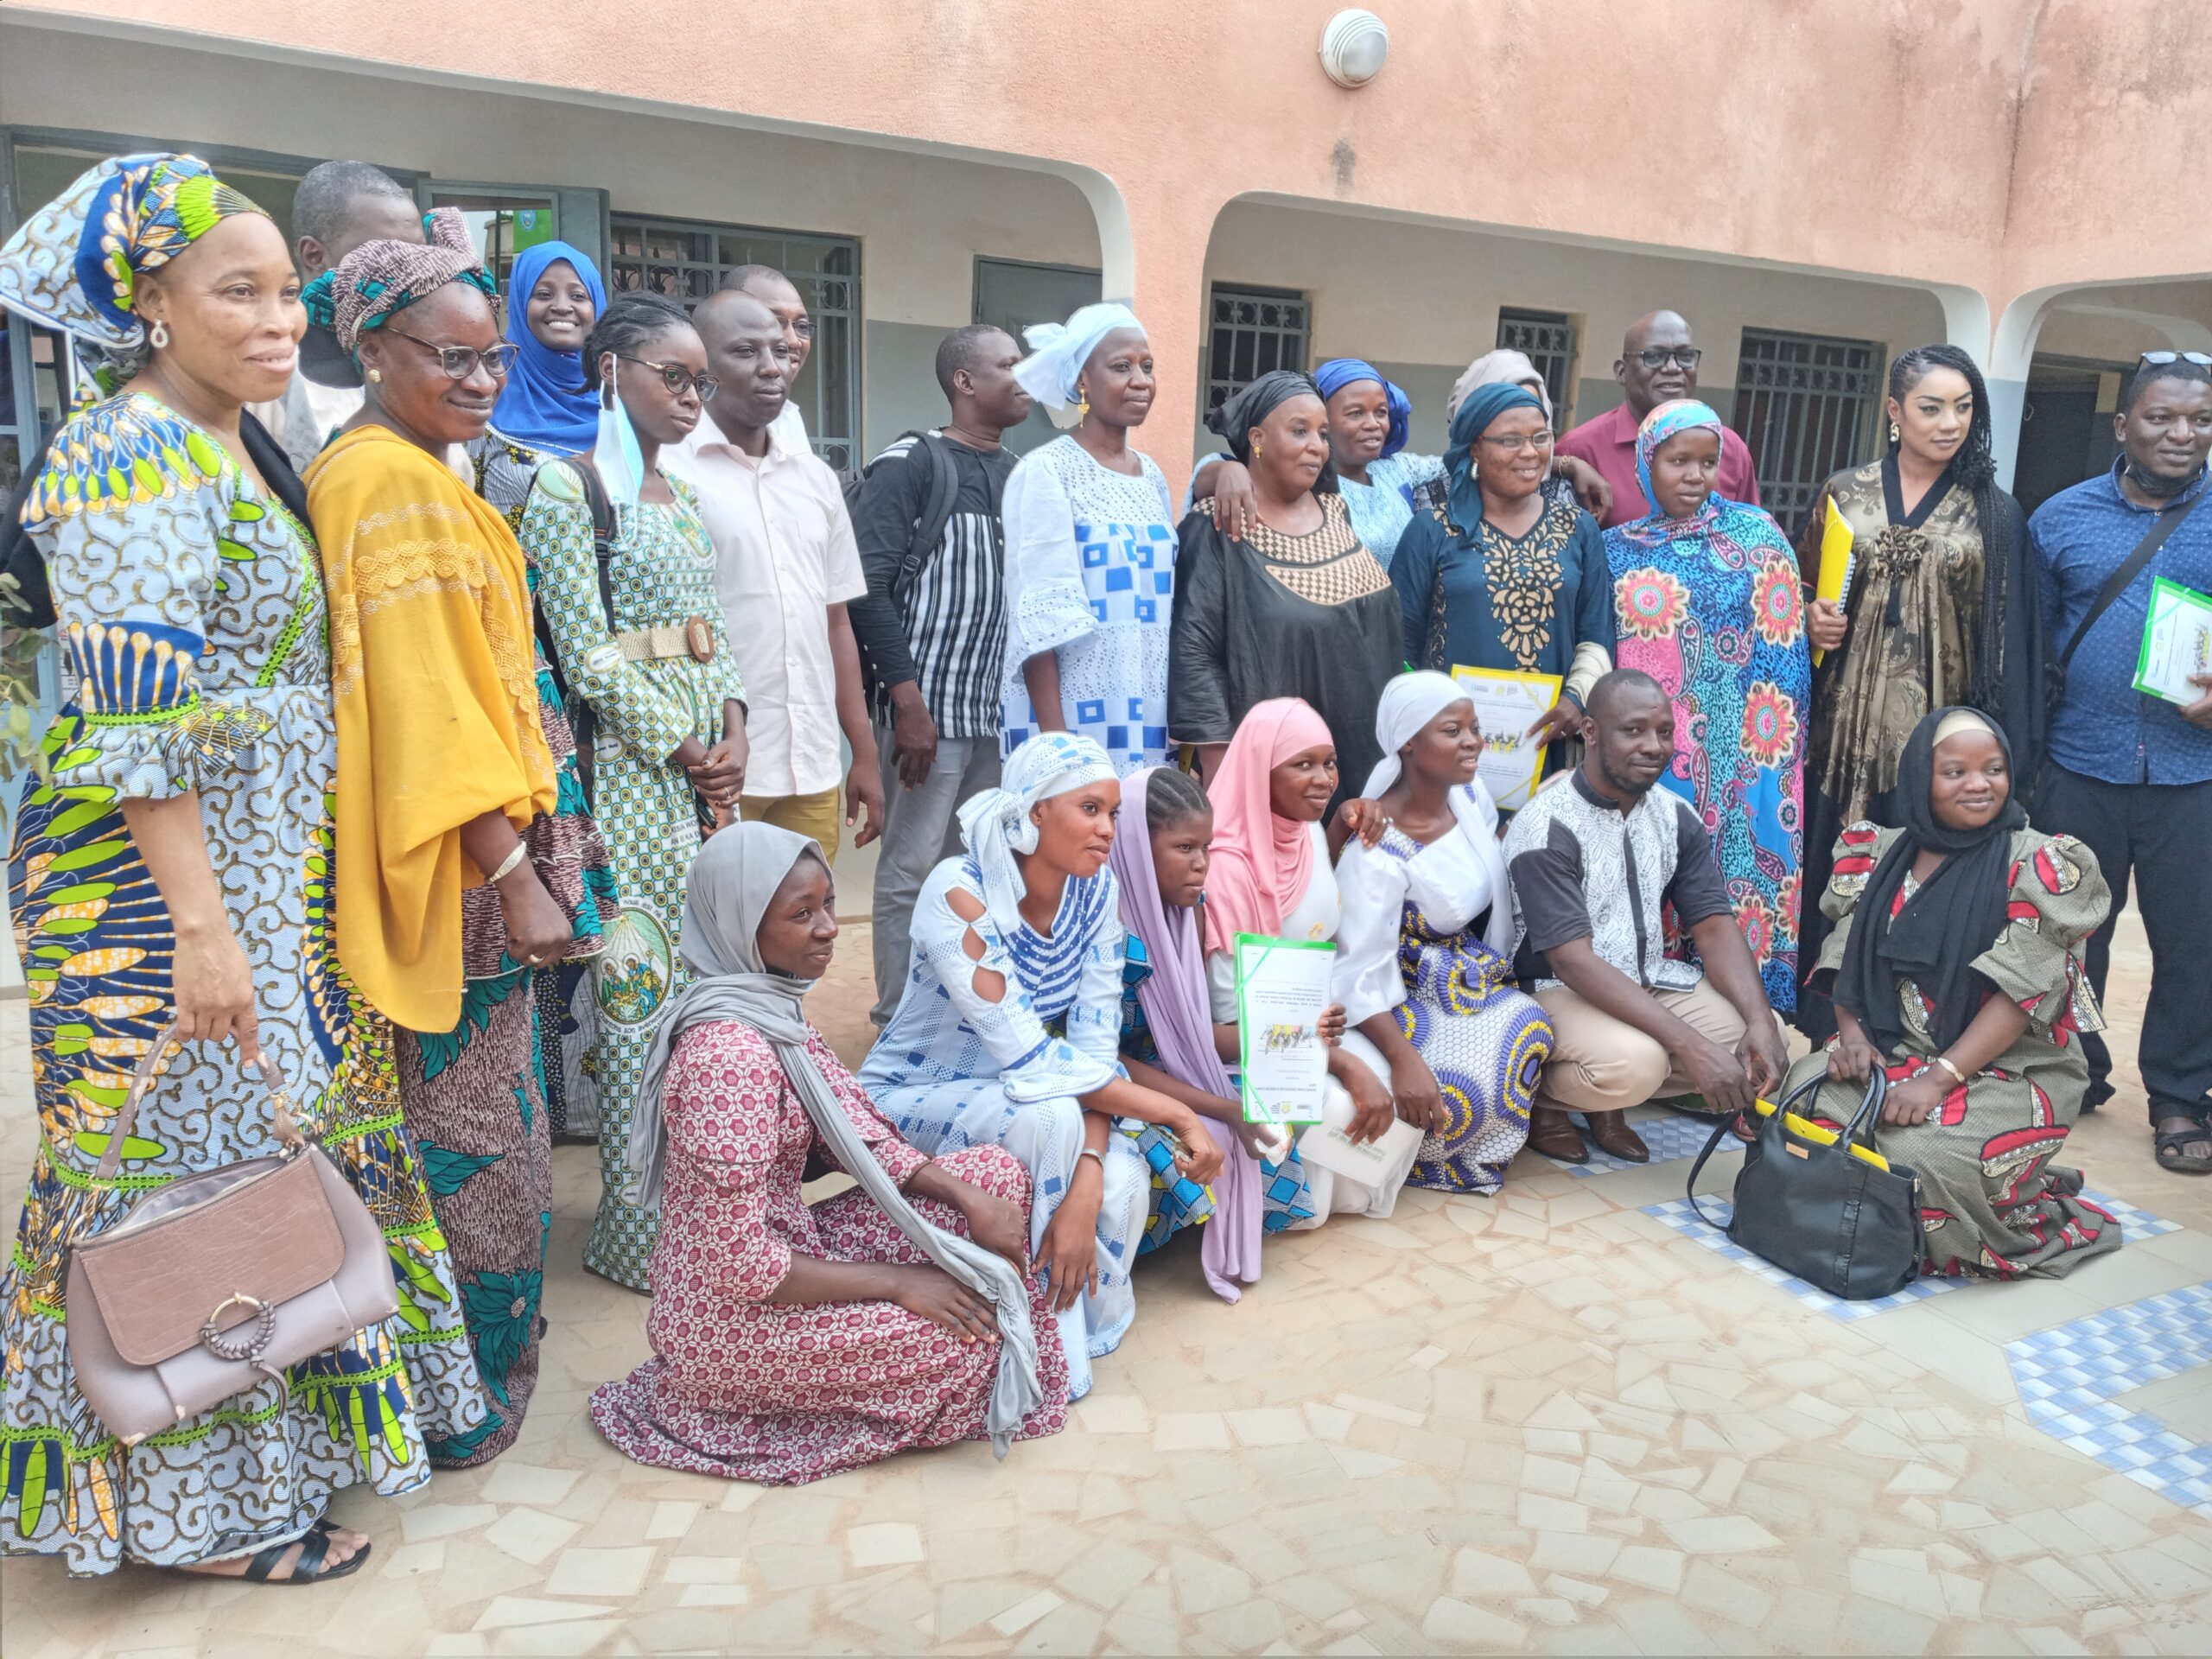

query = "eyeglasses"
[2139, 351, 2212, 368]
[381, 327, 518, 381]
[1634, 346, 1702, 371]
[1478, 429, 1556, 454]
[620, 355, 720, 401]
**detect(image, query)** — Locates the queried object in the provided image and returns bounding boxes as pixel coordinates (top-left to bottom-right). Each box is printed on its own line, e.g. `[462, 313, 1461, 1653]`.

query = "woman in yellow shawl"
[305, 211, 613, 1465]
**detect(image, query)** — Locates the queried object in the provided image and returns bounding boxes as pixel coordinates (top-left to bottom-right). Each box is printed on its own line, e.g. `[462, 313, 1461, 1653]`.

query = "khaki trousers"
[1533, 978, 1770, 1113]
[740, 785, 844, 861]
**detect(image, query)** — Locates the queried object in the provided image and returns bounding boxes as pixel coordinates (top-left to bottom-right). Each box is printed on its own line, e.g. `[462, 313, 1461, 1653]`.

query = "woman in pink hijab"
[1199, 700, 1421, 1221]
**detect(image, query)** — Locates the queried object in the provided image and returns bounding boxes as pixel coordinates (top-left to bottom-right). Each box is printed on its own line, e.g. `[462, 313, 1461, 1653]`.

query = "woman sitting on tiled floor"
[1785, 706, 2123, 1277]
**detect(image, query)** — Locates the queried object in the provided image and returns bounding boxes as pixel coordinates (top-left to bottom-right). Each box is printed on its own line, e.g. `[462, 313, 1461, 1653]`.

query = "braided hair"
[582, 289, 694, 391]
[1885, 343, 2019, 715]
[1144, 764, 1212, 836]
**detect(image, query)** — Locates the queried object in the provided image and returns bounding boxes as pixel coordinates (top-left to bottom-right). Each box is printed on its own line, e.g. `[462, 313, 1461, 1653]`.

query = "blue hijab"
[1313, 358, 1410, 459]
[493, 239, 607, 455]
[1444, 382, 1545, 532]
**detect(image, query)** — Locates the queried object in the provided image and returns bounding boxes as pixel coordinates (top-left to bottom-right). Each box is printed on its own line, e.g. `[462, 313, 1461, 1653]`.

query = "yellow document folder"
[1813, 499, 1855, 668]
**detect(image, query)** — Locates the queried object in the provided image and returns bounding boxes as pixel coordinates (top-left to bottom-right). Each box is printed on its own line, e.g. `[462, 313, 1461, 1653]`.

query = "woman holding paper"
[1389, 383, 1616, 760]
[1796, 345, 2039, 1039]
[1335, 674, 1556, 1193]
[1203, 699, 1422, 1220]
[1604, 400, 1811, 1014]
[859, 733, 1221, 1397]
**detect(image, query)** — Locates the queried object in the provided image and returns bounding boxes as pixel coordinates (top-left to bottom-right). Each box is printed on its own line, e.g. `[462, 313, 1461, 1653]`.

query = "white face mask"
[592, 356, 646, 507]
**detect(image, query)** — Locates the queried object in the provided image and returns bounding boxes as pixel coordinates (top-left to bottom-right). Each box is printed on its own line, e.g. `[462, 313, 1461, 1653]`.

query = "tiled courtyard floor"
[4, 906, 2211, 1655]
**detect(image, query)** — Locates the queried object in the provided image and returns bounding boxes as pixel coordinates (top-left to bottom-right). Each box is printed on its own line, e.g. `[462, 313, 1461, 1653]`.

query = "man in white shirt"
[666, 289, 883, 856]
[723, 264, 814, 452]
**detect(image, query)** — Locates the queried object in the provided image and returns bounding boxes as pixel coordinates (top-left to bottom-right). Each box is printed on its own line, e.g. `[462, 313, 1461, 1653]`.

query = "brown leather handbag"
[64, 1025, 400, 1446]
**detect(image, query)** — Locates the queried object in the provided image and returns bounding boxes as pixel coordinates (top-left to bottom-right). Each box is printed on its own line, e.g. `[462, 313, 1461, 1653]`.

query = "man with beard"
[2030, 353, 2212, 1173]
[1502, 670, 1790, 1163]
[1556, 310, 1762, 527]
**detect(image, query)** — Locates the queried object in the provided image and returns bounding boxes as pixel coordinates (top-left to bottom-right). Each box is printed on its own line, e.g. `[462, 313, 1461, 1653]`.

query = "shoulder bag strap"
[98, 1024, 306, 1181]
[569, 455, 621, 630]
[2053, 486, 2211, 686]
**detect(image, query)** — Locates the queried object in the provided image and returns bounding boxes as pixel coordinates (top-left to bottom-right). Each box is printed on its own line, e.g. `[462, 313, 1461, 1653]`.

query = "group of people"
[0, 148, 2203, 1584]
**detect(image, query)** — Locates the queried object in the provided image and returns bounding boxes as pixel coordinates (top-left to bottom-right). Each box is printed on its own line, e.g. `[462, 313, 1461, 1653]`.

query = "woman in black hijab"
[1169, 370, 1402, 802]
[1783, 707, 2123, 1277]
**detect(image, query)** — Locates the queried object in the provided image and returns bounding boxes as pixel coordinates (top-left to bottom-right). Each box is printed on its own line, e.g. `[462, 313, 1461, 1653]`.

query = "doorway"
[974, 257, 1100, 455]
[2015, 356, 2127, 515]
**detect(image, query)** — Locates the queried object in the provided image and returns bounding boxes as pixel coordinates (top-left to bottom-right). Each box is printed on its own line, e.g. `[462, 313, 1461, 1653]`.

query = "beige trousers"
[1533, 978, 1770, 1113]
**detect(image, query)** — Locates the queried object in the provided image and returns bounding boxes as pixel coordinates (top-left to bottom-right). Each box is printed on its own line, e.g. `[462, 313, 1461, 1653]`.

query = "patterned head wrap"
[1444, 381, 1546, 531]
[957, 731, 1117, 937]
[1313, 359, 1411, 459]
[0, 152, 267, 348]
[321, 207, 496, 358]
[1633, 399, 1728, 524]
[1013, 302, 1144, 414]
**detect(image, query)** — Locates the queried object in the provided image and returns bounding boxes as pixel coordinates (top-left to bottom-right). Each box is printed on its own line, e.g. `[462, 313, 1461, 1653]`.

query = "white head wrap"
[957, 731, 1117, 934]
[1363, 671, 1478, 798]
[1448, 347, 1554, 425]
[1014, 302, 1145, 423]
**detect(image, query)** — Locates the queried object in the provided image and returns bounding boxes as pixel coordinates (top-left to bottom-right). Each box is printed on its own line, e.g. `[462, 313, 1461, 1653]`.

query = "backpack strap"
[891, 432, 962, 607]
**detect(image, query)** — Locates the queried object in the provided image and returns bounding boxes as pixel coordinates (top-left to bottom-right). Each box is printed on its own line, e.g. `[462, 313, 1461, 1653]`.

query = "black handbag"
[1684, 1070, 1923, 1300]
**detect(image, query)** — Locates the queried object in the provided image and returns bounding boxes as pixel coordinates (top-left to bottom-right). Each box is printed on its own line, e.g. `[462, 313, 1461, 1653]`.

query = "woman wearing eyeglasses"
[306, 211, 614, 1465]
[1792, 343, 2041, 1041]
[520, 289, 749, 1290]
[1389, 383, 1616, 768]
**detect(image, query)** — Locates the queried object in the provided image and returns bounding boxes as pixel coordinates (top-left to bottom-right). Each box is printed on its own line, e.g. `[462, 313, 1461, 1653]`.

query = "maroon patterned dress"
[588, 1020, 1071, 1483]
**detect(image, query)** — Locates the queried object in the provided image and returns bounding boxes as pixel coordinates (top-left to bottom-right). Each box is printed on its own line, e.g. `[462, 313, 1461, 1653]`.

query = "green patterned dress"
[520, 461, 745, 1290]
[3, 393, 488, 1573]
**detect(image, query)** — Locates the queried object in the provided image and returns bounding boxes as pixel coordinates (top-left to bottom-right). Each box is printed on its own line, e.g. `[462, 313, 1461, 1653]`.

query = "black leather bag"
[1685, 1071, 1922, 1300]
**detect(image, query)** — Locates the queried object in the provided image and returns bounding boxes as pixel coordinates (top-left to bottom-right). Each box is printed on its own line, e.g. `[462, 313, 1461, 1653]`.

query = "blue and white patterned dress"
[858, 854, 1149, 1401]
[999, 436, 1175, 774]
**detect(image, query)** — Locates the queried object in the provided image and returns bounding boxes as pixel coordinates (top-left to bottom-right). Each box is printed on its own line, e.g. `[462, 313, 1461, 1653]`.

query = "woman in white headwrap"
[860, 732, 1220, 1399]
[1332, 672, 1556, 1194]
[996, 303, 1177, 776]
[594, 821, 1071, 1484]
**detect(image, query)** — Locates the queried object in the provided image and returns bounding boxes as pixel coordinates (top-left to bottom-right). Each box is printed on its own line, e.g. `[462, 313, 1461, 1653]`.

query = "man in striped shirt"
[849, 325, 1033, 1024]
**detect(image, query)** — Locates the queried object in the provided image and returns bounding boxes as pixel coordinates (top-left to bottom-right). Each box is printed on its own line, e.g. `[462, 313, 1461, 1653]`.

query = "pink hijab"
[1202, 698, 1334, 957]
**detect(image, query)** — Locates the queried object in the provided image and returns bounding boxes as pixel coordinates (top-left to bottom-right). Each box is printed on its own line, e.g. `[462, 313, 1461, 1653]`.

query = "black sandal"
[2153, 1122, 2212, 1175]
[234, 1519, 372, 1585]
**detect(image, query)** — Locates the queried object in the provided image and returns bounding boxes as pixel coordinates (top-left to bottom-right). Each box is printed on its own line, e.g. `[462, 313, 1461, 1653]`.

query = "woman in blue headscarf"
[1389, 382, 1615, 757]
[494, 239, 607, 455]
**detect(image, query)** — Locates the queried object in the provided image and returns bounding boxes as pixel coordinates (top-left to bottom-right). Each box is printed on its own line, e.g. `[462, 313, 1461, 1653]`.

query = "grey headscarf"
[624, 821, 1046, 1453]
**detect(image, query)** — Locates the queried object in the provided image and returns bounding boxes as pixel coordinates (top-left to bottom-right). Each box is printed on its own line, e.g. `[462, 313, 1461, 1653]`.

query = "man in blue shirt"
[2031, 355, 2212, 1172]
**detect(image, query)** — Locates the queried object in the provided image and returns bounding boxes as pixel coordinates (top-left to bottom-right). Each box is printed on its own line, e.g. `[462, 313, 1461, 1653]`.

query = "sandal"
[1529, 1105, 1589, 1164]
[233, 1520, 372, 1585]
[2154, 1122, 2212, 1175]
[1584, 1111, 1650, 1163]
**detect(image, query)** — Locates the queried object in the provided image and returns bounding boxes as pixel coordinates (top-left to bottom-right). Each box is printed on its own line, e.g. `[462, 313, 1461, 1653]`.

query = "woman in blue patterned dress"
[1603, 400, 1812, 1012]
[0, 154, 485, 1580]
[1335, 674, 1555, 1194]
[858, 734, 1217, 1397]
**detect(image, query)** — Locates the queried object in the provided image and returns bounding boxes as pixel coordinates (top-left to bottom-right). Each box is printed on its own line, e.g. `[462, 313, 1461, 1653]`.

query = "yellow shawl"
[307, 423, 556, 1033]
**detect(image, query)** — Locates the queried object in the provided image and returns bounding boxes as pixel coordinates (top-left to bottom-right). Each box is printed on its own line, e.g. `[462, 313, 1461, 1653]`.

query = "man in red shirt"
[1557, 311, 1762, 527]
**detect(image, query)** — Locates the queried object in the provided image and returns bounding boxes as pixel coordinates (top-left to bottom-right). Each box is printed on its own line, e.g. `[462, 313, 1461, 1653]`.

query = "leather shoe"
[1585, 1111, 1650, 1162]
[1529, 1104, 1588, 1163]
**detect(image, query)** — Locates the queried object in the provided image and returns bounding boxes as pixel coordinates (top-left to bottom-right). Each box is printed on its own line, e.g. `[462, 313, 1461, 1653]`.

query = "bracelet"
[488, 842, 529, 884]
[1930, 1055, 1967, 1086]
[1076, 1147, 1106, 1169]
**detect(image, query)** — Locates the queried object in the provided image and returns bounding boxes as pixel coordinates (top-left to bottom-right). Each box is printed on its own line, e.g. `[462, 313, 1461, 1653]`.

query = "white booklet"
[1233, 933, 1336, 1125]
[1296, 1115, 1425, 1185]
[2133, 578, 2212, 706]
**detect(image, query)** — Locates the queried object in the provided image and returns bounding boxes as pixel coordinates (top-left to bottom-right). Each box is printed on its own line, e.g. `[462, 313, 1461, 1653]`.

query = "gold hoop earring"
[148, 319, 169, 350]
[1889, 421, 1900, 444]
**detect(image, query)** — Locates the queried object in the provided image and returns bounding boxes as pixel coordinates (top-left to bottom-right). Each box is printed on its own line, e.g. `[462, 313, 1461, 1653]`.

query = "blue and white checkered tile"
[2005, 1281, 2212, 1516]
[1535, 1112, 1732, 1177]
[1640, 1196, 1966, 1321]
[2075, 1190, 2182, 1240]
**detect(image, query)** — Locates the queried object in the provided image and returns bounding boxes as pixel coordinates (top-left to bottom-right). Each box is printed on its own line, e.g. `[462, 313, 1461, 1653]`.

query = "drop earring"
[1077, 384, 1090, 421]
[1889, 421, 1900, 444]
[148, 319, 169, 350]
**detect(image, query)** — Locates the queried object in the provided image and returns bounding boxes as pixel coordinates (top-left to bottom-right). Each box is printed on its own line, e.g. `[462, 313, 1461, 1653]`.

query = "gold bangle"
[488, 842, 529, 884]
[1931, 1055, 1967, 1087]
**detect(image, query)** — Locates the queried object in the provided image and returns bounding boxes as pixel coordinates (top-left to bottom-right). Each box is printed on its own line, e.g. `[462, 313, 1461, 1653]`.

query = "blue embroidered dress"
[858, 854, 1149, 1399]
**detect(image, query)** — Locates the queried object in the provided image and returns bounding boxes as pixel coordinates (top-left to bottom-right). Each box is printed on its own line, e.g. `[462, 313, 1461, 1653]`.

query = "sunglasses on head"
[2139, 351, 2212, 368]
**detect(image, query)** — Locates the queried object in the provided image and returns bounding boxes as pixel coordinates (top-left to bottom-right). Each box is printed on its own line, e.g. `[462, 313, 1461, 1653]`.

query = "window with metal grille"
[1730, 327, 1886, 537]
[1205, 285, 1309, 416]
[607, 215, 862, 474]
[1496, 308, 1577, 431]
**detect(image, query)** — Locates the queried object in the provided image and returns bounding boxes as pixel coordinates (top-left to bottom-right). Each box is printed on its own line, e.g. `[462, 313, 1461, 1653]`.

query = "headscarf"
[0, 152, 267, 347]
[1448, 348, 1554, 425]
[1443, 382, 1546, 533]
[1204, 369, 1334, 492]
[1201, 698, 1334, 956]
[625, 823, 1046, 1454]
[1109, 769, 1262, 1301]
[1361, 670, 1474, 798]
[1313, 358, 1410, 459]
[492, 240, 607, 455]
[956, 731, 1117, 938]
[1632, 399, 1729, 526]
[1013, 302, 1143, 419]
[1833, 707, 2026, 1060]
[325, 207, 495, 358]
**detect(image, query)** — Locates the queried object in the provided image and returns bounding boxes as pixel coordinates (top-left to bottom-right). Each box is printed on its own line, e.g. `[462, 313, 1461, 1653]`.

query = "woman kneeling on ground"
[592, 823, 1069, 1483]
[1786, 707, 2121, 1278]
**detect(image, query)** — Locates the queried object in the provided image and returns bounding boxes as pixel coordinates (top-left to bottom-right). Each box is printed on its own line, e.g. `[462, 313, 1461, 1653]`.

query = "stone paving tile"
[6, 912, 2212, 1652]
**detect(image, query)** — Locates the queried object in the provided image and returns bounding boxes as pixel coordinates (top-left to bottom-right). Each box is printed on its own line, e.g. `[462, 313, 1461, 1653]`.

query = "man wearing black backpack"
[847, 324, 1032, 1025]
